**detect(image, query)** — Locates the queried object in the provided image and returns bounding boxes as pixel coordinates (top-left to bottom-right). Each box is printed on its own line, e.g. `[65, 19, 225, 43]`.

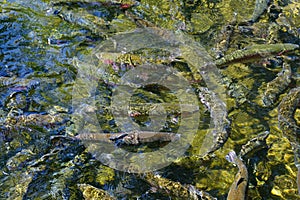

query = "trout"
[226, 151, 248, 200]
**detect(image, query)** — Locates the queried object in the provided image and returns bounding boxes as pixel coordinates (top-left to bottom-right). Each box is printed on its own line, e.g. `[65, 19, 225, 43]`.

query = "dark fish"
[214, 14, 237, 59]
[278, 87, 300, 135]
[48, 37, 70, 47]
[250, 0, 269, 22]
[238, 131, 269, 159]
[261, 62, 291, 107]
[278, 87, 300, 194]
[226, 151, 248, 200]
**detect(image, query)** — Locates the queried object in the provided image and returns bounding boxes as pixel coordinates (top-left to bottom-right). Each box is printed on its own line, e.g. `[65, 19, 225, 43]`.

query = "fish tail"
[226, 151, 238, 165]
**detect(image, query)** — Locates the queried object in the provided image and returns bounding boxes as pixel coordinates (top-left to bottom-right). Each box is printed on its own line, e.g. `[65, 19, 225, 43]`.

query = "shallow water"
[0, 0, 299, 199]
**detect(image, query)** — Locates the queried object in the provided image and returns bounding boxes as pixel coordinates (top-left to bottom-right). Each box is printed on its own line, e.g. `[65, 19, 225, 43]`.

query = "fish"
[77, 183, 116, 200]
[215, 43, 299, 68]
[214, 15, 236, 59]
[250, 0, 269, 22]
[261, 62, 291, 107]
[278, 87, 300, 194]
[278, 87, 300, 135]
[9, 113, 69, 127]
[226, 151, 248, 200]
[198, 87, 230, 155]
[238, 131, 269, 159]
[0, 76, 18, 87]
[142, 172, 216, 200]
[55, 8, 110, 37]
[75, 131, 180, 145]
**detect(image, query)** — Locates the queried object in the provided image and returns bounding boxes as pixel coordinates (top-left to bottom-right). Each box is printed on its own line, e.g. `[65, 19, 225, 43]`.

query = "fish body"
[78, 184, 116, 200]
[215, 43, 299, 68]
[238, 131, 269, 159]
[142, 172, 216, 200]
[261, 62, 291, 107]
[251, 0, 269, 22]
[198, 87, 230, 155]
[75, 131, 180, 145]
[278, 87, 300, 136]
[226, 151, 248, 200]
[278, 87, 300, 194]
[55, 8, 109, 37]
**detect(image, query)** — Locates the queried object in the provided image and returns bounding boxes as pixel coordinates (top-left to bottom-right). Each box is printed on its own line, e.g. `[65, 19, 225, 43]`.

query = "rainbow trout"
[226, 151, 248, 200]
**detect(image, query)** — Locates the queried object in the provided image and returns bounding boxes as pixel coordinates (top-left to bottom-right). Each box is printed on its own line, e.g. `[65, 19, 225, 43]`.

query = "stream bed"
[0, 0, 299, 199]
